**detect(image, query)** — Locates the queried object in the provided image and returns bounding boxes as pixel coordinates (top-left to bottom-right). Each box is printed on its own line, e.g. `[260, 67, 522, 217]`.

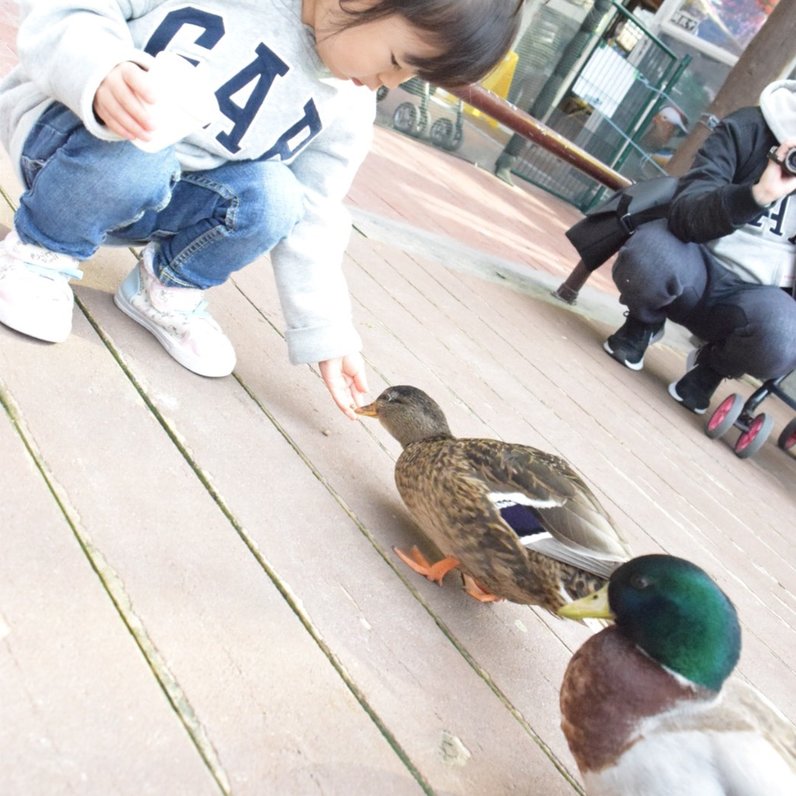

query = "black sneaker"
[668, 347, 725, 414]
[603, 314, 665, 370]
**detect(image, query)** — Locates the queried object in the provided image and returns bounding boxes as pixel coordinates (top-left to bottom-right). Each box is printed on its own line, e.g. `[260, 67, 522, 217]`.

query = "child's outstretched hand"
[93, 62, 157, 143]
[319, 354, 369, 419]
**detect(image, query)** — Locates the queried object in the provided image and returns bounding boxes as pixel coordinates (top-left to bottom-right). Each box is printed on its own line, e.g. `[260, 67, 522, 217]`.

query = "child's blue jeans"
[14, 102, 304, 289]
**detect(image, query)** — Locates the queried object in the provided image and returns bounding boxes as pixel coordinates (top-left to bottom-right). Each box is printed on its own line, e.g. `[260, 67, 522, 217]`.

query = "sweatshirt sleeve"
[270, 90, 375, 365]
[667, 109, 773, 242]
[16, 0, 153, 140]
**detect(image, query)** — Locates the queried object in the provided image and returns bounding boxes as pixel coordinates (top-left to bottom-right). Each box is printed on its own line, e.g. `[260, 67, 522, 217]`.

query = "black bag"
[565, 175, 679, 271]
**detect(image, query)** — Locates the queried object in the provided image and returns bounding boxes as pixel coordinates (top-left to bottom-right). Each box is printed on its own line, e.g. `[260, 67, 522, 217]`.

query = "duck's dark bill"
[354, 402, 378, 417]
[558, 585, 613, 620]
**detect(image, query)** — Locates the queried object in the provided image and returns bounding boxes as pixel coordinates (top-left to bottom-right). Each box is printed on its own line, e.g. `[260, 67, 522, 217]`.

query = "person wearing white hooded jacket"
[602, 79, 796, 415]
[0, 0, 522, 416]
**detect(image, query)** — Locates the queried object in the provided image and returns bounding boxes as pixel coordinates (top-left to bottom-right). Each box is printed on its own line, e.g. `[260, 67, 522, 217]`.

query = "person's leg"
[669, 280, 796, 413]
[0, 103, 179, 342]
[113, 159, 304, 377]
[110, 159, 304, 287]
[15, 103, 180, 257]
[700, 284, 796, 380]
[604, 219, 708, 370]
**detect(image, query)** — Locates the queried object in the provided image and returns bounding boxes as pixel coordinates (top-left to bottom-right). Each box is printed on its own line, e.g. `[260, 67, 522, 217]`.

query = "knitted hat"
[759, 80, 796, 143]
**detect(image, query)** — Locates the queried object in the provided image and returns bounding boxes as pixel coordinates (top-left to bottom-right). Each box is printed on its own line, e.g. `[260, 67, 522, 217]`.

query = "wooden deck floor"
[1, 17, 795, 793]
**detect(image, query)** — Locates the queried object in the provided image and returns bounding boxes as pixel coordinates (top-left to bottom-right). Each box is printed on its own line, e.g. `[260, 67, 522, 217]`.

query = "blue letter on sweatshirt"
[145, 9, 224, 62]
[216, 44, 291, 153]
[255, 101, 322, 161]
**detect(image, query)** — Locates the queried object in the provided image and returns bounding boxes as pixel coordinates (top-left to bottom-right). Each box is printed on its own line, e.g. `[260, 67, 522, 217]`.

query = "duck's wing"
[464, 440, 631, 578]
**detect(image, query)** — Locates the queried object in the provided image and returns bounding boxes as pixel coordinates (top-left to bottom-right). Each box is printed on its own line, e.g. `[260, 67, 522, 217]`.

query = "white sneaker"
[0, 229, 82, 343]
[114, 243, 236, 377]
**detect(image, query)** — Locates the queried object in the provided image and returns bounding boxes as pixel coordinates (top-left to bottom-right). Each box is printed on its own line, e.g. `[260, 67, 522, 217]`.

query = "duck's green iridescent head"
[608, 554, 741, 691]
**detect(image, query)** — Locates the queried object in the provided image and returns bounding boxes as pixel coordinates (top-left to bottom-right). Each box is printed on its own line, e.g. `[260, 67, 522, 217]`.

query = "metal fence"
[511, 1, 690, 211]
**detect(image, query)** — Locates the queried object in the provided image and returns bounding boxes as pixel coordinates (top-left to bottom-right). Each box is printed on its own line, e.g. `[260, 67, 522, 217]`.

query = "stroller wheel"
[734, 413, 774, 459]
[393, 102, 427, 136]
[778, 418, 796, 452]
[705, 393, 744, 439]
[430, 118, 463, 151]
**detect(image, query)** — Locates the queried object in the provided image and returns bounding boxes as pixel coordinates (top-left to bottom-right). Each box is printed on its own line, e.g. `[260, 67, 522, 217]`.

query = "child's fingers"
[123, 61, 158, 105]
[96, 93, 152, 140]
[351, 367, 369, 400]
[319, 359, 360, 419]
[329, 383, 358, 419]
[94, 62, 156, 139]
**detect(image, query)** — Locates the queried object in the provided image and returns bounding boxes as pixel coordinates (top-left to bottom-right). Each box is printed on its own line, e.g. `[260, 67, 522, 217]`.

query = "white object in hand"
[133, 51, 218, 152]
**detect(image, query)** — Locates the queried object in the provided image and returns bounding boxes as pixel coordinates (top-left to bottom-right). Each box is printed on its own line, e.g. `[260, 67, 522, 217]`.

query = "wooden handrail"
[449, 84, 632, 192]
[448, 84, 633, 303]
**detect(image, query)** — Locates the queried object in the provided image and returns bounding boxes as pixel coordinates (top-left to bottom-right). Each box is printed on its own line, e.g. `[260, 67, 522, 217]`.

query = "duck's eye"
[630, 574, 650, 590]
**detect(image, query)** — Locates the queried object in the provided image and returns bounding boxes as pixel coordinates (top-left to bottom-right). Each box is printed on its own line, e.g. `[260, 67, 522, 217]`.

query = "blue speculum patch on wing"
[497, 501, 548, 544]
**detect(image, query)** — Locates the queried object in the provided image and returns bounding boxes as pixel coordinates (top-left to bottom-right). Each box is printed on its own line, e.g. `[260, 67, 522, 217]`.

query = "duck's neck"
[393, 423, 453, 448]
[561, 627, 714, 773]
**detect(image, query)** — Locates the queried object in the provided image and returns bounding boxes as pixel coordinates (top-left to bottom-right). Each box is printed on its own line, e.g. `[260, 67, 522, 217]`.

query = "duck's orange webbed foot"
[462, 573, 503, 603]
[393, 545, 460, 586]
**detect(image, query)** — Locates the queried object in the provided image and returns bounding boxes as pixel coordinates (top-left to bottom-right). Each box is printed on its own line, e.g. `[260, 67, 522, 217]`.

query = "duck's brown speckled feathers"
[356, 385, 631, 611]
[395, 436, 626, 609]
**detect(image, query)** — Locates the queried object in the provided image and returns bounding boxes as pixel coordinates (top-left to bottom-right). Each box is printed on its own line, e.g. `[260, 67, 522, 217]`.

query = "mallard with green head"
[355, 385, 631, 611]
[558, 554, 796, 794]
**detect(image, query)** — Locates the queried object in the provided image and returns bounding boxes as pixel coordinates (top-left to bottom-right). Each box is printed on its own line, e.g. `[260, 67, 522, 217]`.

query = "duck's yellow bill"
[354, 402, 378, 417]
[558, 584, 613, 620]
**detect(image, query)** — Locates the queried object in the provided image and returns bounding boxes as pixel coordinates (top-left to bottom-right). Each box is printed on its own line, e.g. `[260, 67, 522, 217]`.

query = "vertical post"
[495, 0, 616, 184]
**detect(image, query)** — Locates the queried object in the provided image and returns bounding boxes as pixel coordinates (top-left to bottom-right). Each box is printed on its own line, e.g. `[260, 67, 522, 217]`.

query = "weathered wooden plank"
[71, 245, 580, 795]
[0, 390, 219, 794]
[0, 279, 422, 794]
[340, 228, 796, 721]
[0, 174, 423, 795]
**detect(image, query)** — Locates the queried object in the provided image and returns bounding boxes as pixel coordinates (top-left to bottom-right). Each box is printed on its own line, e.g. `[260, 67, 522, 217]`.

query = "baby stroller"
[704, 371, 796, 459]
[383, 77, 465, 152]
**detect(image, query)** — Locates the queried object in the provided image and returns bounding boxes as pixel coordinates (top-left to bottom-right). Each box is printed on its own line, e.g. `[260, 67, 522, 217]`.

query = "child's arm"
[270, 93, 376, 418]
[16, 1, 154, 141]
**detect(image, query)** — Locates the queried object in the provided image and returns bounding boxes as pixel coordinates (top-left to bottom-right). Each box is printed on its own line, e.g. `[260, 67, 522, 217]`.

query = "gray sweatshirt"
[0, 0, 377, 364]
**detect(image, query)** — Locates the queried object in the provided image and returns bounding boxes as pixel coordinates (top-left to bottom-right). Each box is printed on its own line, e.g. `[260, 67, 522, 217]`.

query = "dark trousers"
[612, 220, 796, 380]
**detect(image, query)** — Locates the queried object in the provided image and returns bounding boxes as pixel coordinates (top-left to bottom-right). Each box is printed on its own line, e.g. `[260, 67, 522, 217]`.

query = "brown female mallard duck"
[355, 385, 631, 611]
[558, 555, 796, 794]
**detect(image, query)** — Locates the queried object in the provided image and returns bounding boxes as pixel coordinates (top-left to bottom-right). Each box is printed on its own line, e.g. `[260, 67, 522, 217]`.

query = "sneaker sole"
[114, 288, 235, 378]
[602, 326, 664, 372]
[603, 340, 644, 370]
[0, 296, 72, 343]
[667, 380, 708, 414]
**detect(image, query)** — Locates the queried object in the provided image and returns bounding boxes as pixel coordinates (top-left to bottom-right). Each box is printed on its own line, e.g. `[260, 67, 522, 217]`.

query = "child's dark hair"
[338, 0, 524, 88]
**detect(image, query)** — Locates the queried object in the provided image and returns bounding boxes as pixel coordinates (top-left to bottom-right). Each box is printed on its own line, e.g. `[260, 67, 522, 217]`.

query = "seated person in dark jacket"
[603, 79, 796, 414]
